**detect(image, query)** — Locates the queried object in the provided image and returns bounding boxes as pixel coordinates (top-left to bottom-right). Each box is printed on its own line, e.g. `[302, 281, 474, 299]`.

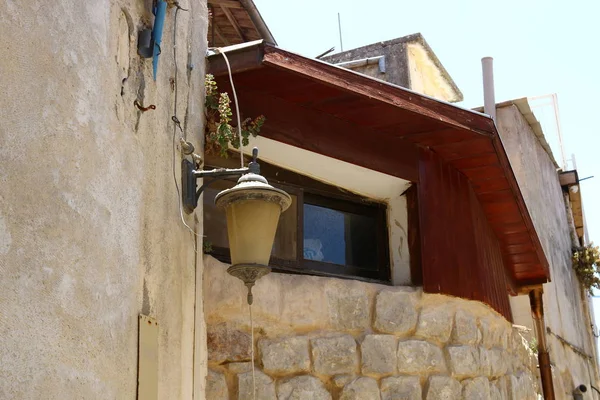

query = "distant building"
[323, 33, 463, 103]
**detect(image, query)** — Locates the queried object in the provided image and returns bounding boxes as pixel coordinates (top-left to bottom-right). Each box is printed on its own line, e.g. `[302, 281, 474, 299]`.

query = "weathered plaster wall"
[497, 105, 600, 397]
[204, 256, 538, 399]
[0, 1, 207, 399]
[406, 43, 458, 104]
[323, 40, 411, 90]
[322, 35, 461, 103]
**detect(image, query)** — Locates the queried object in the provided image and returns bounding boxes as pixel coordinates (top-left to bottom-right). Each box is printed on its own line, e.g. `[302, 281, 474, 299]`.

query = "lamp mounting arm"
[181, 147, 261, 214]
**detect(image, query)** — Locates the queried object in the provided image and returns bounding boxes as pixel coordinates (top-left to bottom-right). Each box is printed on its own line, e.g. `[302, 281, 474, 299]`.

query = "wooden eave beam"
[208, 44, 263, 76]
[215, 81, 420, 182]
[559, 170, 579, 188]
[207, 0, 243, 8]
[260, 45, 496, 136]
[491, 135, 551, 282]
[220, 5, 246, 41]
[211, 22, 230, 46]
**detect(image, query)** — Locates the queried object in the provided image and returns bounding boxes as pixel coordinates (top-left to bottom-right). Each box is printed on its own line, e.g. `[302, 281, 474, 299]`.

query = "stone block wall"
[204, 257, 539, 399]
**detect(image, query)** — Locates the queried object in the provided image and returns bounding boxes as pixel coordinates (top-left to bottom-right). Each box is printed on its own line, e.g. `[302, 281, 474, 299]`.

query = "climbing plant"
[204, 74, 265, 157]
[572, 244, 600, 295]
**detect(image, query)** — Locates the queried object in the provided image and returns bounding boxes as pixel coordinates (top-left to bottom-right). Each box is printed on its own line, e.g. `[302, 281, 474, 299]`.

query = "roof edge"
[238, 0, 277, 45]
[408, 34, 463, 103]
[475, 99, 559, 168]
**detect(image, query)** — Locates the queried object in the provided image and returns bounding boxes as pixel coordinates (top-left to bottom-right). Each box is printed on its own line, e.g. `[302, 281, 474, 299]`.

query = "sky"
[253, 0, 600, 338]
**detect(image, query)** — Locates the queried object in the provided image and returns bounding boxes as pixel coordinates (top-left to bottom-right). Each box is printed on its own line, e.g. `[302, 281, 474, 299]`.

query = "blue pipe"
[152, 0, 167, 81]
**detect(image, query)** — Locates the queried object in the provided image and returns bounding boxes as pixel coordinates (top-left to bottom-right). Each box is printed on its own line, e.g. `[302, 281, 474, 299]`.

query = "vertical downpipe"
[530, 288, 556, 399]
[481, 57, 497, 123]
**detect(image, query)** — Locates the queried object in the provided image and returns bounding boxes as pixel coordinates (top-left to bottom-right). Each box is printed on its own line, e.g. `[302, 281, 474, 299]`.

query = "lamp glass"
[215, 173, 291, 268]
[224, 198, 281, 266]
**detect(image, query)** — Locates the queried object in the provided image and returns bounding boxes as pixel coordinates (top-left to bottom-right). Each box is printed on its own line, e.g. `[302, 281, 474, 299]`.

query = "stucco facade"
[0, 1, 208, 398]
[496, 103, 600, 398]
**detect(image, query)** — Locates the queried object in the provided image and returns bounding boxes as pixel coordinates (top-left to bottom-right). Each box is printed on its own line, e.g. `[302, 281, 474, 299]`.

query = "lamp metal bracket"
[182, 147, 260, 213]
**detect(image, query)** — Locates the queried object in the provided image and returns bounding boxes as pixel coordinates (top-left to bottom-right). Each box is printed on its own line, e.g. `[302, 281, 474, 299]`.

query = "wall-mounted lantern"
[182, 148, 291, 304]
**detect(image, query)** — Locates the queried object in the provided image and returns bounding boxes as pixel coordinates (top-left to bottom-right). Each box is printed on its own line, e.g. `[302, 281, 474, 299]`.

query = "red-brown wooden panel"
[470, 177, 511, 194]
[506, 243, 535, 254]
[418, 148, 512, 320]
[406, 185, 422, 286]
[483, 203, 521, 219]
[432, 138, 496, 161]
[392, 128, 474, 145]
[514, 263, 542, 273]
[498, 232, 531, 245]
[508, 253, 539, 265]
[215, 83, 421, 182]
[303, 94, 376, 114]
[493, 221, 529, 235]
[469, 188, 513, 319]
[461, 165, 505, 181]
[450, 154, 501, 170]
[476, 189, 514, 204]
[262, 45, 495, 135]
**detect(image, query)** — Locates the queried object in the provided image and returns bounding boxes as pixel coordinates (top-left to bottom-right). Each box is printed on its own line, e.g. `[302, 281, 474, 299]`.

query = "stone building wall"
[496, 104, 600, 397]
[0, 1, 208, 398]
[204, 256, 538, 399]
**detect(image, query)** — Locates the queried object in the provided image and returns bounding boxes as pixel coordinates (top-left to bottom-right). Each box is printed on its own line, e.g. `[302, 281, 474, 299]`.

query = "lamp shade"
[215, 173, 291, 267]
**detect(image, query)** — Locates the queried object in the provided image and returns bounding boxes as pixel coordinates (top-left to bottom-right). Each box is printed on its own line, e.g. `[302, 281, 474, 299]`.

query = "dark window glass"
[303, 203, 378, 270]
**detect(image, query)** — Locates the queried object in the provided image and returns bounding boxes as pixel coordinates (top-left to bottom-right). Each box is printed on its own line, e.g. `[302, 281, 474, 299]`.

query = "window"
[203, 155, 390, 282]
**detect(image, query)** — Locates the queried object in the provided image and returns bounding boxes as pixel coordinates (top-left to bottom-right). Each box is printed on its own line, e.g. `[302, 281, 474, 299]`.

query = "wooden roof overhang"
[207, 0, 276, 48]
[207, 42, 551, 288]
[560, 170, 585, 244]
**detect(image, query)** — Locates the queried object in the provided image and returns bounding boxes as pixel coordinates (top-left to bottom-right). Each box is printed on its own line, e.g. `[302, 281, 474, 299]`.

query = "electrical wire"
[218, 50, 244, 169]
[218, 48, 255, 399]
[249, 302, 256, 400]
[170, 4, 200, 238]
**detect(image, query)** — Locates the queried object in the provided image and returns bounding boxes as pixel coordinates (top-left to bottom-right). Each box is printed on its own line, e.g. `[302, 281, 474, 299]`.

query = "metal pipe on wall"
[529, 288, 556, 399]
[481, 57, 497, 123]
[238, 0, 277, 45]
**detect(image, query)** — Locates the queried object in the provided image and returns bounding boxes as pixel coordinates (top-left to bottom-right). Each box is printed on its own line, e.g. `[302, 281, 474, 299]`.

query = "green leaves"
[572, 244, 600, 295]
[204, 74, 265, 157]
[205, 74, 218, 98]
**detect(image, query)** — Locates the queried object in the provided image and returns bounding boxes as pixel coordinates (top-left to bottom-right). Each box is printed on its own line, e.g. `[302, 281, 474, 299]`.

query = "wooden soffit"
[207, 41, 550, 287]
[560, 170, 584, 243]
[207, 0, 276, 48]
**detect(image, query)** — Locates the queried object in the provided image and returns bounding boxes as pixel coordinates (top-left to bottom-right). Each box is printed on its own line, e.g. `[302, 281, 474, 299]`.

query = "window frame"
[203, 153, 391, 284]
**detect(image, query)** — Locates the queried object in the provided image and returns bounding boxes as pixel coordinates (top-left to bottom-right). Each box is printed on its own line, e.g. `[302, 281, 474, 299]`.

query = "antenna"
[529, 93, 567, 169]
[338, 13, 344, 52]
[316, 46, 335, 59]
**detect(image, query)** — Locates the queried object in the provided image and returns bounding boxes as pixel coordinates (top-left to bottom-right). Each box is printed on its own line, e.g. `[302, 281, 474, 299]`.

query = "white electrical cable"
[218, 47, 256, 400]
[249, 303, 256, 400]
[170, 5, 202, 239]
[218, 50, 245, 168]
